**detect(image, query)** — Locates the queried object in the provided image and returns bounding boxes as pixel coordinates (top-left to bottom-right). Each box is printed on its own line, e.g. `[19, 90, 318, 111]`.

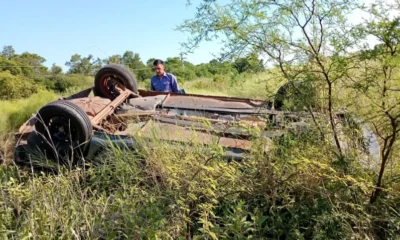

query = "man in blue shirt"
[150, 59, 180, 93]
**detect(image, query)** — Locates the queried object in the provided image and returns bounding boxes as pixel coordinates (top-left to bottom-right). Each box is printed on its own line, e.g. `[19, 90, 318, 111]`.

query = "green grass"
[0, 90, 58, 163]
[138, 70, 286, 99]
[0, 127, 397, 239]
[0, 84, 95, 135]
[181, 71, 285, 99]
[0, 71, 399, 239]
[0, 90, 58, 134]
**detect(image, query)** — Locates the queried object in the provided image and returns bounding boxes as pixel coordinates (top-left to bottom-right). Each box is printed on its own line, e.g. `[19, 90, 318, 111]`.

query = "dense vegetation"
[0, 45, 264, 100]
[0, 0, 400, 239]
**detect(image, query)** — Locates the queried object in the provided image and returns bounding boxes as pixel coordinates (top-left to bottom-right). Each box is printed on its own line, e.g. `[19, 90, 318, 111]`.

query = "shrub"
[172, 69, 197, 83]
[47, 74, 93, 92]
[1, 127, 398, 239]
[212, 73, 230, 84]
[0, 71, 38, 100]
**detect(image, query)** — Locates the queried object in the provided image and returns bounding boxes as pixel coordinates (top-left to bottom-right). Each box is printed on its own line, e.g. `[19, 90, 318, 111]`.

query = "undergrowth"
[0, 73, 399, 239]
[180, 71, 285, 99]
[0, 125, 399, 239]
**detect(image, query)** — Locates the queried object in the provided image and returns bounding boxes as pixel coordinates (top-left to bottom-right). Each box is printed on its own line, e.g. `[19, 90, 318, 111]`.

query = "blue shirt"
[150, 72, 180, 93]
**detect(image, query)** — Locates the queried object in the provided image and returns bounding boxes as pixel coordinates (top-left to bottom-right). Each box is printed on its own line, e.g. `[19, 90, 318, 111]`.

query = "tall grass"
[181, 71, 285, 99]
[0, 72, 399, 239]
[0, 90, 58, 163]
[1, 125, 398, 239]
[138, 70, 285, 99]
[0, 90, 58, 134]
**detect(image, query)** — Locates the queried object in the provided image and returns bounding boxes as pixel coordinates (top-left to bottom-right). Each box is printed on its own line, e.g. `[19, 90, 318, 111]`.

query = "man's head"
[153, 59, 165, 76]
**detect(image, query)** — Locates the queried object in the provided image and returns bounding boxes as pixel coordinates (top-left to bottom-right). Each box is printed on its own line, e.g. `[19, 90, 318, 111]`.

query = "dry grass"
[0, 70, 399, 239]
[181, 71, 285, 99]
[0, 90, 58, 163]
[138, 70, 286, 99]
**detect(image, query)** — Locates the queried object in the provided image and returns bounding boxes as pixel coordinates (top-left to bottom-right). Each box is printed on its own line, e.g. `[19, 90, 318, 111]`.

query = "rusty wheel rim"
[99, 74, 123, 98]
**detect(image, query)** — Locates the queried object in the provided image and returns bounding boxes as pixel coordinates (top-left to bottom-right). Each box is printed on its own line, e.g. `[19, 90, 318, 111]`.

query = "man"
[150, 59, 180, 93]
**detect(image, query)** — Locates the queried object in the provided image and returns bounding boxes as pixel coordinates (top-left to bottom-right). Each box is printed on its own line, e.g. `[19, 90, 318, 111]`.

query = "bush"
[212, 73, 231, 84]
[0, 57, 24, 76]
[1, 127, 398, 239]
[47, 74, 93, 92]
[0, 71, 39, 100]
[173, 69, 197, 83]
[195, 65, 213, 78]
[134, 68, 153, 81]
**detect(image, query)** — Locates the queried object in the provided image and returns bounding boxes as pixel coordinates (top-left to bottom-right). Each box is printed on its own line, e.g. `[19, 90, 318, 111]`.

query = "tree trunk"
[327, 81, 343, 156]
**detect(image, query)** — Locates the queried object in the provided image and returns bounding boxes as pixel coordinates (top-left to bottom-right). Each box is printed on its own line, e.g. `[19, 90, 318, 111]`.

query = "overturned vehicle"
[14, 64, 379, 166]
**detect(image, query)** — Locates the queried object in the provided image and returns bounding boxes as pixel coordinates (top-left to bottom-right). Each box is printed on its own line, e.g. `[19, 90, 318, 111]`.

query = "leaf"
[257, 215, 268, 225]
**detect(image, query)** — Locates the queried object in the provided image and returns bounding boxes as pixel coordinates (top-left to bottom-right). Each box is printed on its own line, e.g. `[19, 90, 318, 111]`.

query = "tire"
[274, 84, 288, 110]
[35, 100, 92, 149]
[94, 64, 138, 99]
[274, 81, 316, 111]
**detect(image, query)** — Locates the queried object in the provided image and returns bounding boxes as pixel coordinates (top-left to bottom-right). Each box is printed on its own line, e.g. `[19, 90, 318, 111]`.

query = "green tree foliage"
[121, 51, 152, 81]
[164, 57, 197, 82]
[50, 74, 93, 92]
[12, 52, 46, 66]
[146, 58, 157, 66]
[194, 63, 213, 78]
[51, 63, 62, 75]
[233, 52, 264, 74]
[0, 55, 24, 76]
[1, 45, 15, 59]
[207, 59, 236, 76]
[179, 0, 360, 155]
[0, 71, 38, 100]
[65, 54, 102, 75]
[104, 54, 122, 64]
[0, 47, 48, 77]
[121, 51, 143, 69]
[350, 1, 400, 204]
[11, 52, 48, 75]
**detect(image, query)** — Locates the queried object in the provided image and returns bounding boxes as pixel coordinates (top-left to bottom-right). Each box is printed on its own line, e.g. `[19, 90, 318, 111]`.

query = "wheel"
[94, 64, 138, 99]
[274, 84, 288, 110]
[35, 100, 93, 150]
[274, 81, 316, 111]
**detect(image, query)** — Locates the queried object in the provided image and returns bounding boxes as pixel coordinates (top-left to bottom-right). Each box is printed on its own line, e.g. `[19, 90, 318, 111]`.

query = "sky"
[0, 0, 392, 71]
[0, 0, 221, 70]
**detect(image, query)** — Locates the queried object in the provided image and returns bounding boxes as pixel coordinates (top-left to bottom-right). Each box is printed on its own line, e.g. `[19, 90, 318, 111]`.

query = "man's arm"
[150, 77, 155, 91]
[170, 74, 180, 93]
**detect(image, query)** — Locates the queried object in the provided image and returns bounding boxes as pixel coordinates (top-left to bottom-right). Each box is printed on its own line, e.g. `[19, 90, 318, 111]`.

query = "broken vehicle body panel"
[14, 87, 277, 163]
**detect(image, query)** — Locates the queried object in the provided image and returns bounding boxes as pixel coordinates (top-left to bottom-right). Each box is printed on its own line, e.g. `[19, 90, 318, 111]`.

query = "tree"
[350, 1, 400, 204]
[104, 55, 122, 64]
[0, 71, 38, 100]
[121, 51, 151, 81]
[13, 52, 46, 65]
[194, 63, 213, 77]
[11, 52, 48, 74]
[65, 54, 99, 75]
[121, 51, 145, 69]
[146, 58, 157, 66]
[233, 52, 264, 74]
[1, 45, 15, 59]
[79, 54, 96, 75]
[165, 57, 197, 82]
[178, 0, 361, 156]
[65, 54, 82, 74]
[0, 56, 23, 76]
[51, 63, 63, 75]
[207, 59, 236, 76]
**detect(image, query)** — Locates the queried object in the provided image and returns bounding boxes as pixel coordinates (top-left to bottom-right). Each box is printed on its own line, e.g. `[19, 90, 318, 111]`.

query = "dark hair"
[153, 59, 164, 66]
